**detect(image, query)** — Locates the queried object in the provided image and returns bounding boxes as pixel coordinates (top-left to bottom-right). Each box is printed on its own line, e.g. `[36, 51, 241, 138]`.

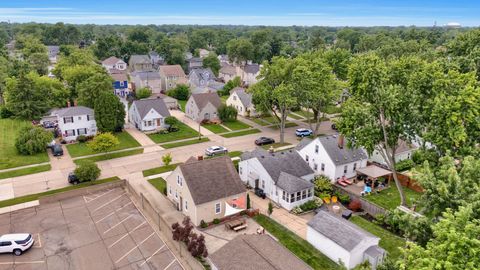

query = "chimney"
[338, 135, 344, 149]
[73, 100, 77, 107]
[67, 101, 71, 107]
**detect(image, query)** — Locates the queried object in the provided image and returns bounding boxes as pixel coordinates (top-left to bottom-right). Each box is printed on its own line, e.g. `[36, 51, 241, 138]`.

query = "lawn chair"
[323, 197, 331, 204]
[337, 180, 348, 187]
[342, 176, 353, 185]
[331, 196, 338, 203]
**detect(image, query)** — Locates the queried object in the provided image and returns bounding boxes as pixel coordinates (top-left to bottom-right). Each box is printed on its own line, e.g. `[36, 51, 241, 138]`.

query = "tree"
[77, 74, 113, 108]
[222, 76, 242, 96]
[167, 84, 189, 100]
[227, 38, 254, 64]
[162, 153, 172, 166]
[187, 233, 208, 258]
[62, 65, 105, 99]
[164, 116, 179, 132]
[268, 202, 274, 216]
[172, 217, 194, 244]
[29, 73, 69, 108]
[87, 133, 120, 153]
[74, 161, 101, 182]
[136, 87, 152, 99]
[94, 91, 125, 132]
[15, 126, 52, 155]
[202, 53, 221, 76]
[217, 105, 237, 122]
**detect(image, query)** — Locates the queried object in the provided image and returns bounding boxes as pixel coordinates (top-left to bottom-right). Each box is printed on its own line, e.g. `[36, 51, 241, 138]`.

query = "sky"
[0, 0, 479, 27]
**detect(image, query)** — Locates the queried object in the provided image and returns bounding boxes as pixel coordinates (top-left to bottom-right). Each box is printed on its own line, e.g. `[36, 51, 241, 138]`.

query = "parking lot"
[0, 187, 184, 270]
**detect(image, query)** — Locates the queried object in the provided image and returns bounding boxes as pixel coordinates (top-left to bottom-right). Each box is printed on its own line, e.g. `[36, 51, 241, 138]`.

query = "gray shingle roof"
[102, 56, 123, 65]
[190, 67, 215, 81]
[241, 148, 314, 183]
[52, 106, 93, 117]
[307, 210, 378, 251]
[317, 135, 367, 165]
[129, 55, 151, 65]
[276, 172, 313, 193]
[243, 63, 260, 74]
[132, 71, 161, 80]
[295, 137, 312, 151]
[179, 156, 245, 205]
[210, 234, 313, 270]
[132, 98, 171, 119]
[191, 92, 222, 110]
[231, 87, 252, 107]
[220, 64, 236, 75]
[365, 245, 386, 259]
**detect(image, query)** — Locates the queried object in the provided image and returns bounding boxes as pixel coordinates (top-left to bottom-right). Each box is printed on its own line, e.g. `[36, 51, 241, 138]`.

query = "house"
[188, 67, 215, 88]
[307, 210, 385, 269]
[152, 93, 179, 109]
[129, 55, 153, 72]
[185, 92, 222, 122]
[219, 64, 237, 83]
[110, 73, 129, 97]
[369, 139, 418, 166]
[46, 45, 60, 64]
[128, 98, 171, 132]
[296, 135, 368, 182]
[131, 71, 162, 94]
[165, 156, 246, 226]
[44, 106, 97, 141]
[240, 63, 260, 86]
[187, 57, 203, 72]
[198, 48, 210, 58]
[226, 87, 257, 117]
[102, 56, 127, 71]
[218, 54, 230, 65]
[239, 148, 315, 210]
[158, 65, 188, 92]
[210, 234, 313, 270]
[190, 82, 224, 95]
[148, 51, 164, 68]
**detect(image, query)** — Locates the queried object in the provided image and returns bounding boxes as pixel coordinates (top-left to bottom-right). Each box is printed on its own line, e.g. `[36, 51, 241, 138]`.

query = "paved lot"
[0, 187, 183, 270]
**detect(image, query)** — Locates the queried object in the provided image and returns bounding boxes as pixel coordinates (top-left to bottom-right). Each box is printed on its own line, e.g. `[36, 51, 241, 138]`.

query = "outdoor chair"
[331, 196, 338, 203]
[337, 180, 348, 187]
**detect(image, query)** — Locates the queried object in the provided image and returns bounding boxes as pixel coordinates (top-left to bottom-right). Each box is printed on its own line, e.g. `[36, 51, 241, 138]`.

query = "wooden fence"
[333, 186, 387, 216]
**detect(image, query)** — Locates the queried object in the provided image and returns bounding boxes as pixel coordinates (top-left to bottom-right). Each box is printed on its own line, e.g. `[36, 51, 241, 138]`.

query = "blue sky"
[0, 0, 478, 26]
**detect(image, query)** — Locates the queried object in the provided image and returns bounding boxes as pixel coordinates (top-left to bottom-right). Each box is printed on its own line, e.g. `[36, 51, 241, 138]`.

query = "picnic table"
[225, 219, 246, 231]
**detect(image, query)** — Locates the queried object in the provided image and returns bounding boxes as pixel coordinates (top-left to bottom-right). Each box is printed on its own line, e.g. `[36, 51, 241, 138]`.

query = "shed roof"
[356, 165, 391, 179]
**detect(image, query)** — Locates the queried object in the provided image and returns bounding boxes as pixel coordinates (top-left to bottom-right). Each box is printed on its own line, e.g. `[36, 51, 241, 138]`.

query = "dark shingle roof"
[52, 106, 93, 117]
[179, 156, 245, 205]
[317, 135, 367, 165]
[220, 64, 236, 75]
[190, 67, 215, 81]
[210, 234, 312, 270]
[132, 98, 171, 119]
[231, 87, 252, 107]
[276, 172, 313, 193]
[243, 63, 260, 74]
[132, 71, 161, 80]
[295, 137, 312, 151]
[307, 210, 378, 251]
[129, 55, 151, 64]
[191, 92, 222, 110]
[241, 148, 314, 183]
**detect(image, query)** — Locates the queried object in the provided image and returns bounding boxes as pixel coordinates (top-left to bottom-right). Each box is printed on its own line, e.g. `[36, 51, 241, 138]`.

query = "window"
[233, 96, 237, 101]
[175, 191, 178, 199]
[290, 194, 295, 203]
[0, 241, 11, 246]
[63, 117, 73, 123]
[302, 190, 306, 199]
[215, 203, 221, 214]
[185, 200, 188, 211]
[169, 186, 172, 194]
[296, 192, 301, 201]
[177, 175, 182, 186]
[353, 163, 357, 172]
[77, 128, 87, 135]
[314, 163, 318, 170]
[120, 81, 124, 87]
[239, 167, 242, 175]
[307, 189, 312, 197]
[147, 121, 152, 126]
[261, 180, 265, 189]
[305, 155, 309, 162]
[315, 145, 319, 153]
[344, 165, 348, 174]
[321, 163, 325, 172]
[282, 191, 286, 201]
[87, 115, 94, 121]
[65, 129, 75, 137]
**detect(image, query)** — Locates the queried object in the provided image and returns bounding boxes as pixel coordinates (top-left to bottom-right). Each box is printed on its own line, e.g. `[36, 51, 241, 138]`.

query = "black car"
[51, 144, 63, 156]
[255, 137, 275, 146]
[254, 188, 266, 199]
[67, 172, 79, 184]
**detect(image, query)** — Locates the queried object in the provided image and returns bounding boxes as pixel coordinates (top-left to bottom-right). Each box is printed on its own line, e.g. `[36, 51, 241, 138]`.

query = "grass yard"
[221, 129, 261, 138]
[269, 122, 298, 129]
[178, 100, 187, 112]
[254, 215, 340, 270]
[249, 117, 270, 126]
[66, 131, 141, 158]
[293, 110, 314, 118]
[143, 163, 180, 177]
[161, 137, 209, 149]
[0, 176, 121, 208]
[363, 186, 423, 211]
[0, 119, 49, 170]
[261, 142, 292, 150]
[350, 216, 406, 260]
[202, 123, 229, 134]
[288, 113, 304, 120]
[148, 122, 200, 143]
[148, 177, 167, 195]
[222, 120, 251, 130]
[74, 149, 144, 165]
[0, 165, 51, 180]
[205, 151, 243, 159]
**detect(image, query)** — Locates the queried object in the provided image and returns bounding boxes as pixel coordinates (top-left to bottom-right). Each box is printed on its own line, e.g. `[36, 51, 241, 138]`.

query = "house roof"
[276, 172, 313, 194]
[189, 67, 215, 81]
[356, 165, 391, 179]
[365, 245, 386, 259]
[132, 71, 161, 80]
[210, 234, 312, 270]
[159, 65, 186, 77]
[179, 156, 245, 205]
[46, 45, 60, 57]
[129, 55, 151, 64]
[307, 210, 378, 251]
[395, 139, 418, 154]
[219, 64, 236, 75]
[295, 137, 313, 151]
[110, 73, 128, 82]
[132, 98, 171, 119]
[52, 106, 93, 117]
[102, 56, 123, 65]
[191, 92, 222, 110]
[231, 87, 252, 107]
[188, 57, 203, 63]
[243, 63, 260, 74]
[241, 148, 314, 183]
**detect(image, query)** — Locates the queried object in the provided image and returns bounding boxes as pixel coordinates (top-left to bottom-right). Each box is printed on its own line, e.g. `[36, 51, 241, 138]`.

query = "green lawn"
[0, 176, 121, 208]
[254, 215, 340, 270]
[0, 164, 51, 180]
[161, 137, 209, 149]
[288, 113, 303, 120]
[148, 122, 200, 143]
[222, 120, 251, 130]
[148, 177, 167, 195]
[363, 186, 423, 211]
[66, 131, 141, 158]
[269, 122, 298, 129]
[0, 119, 50, 170]
[249, 117, 270, 126]
[350, 216, 406, 261]
[261, 115, 280, 124]
[261, 142, 292, 150]
[220, 95, 228, 104]
[178, 100, 187, 112]
[221, 129, 261, 138]
[74, 149, 144, 165]
[293, 110, 314, 118]
[143, 163, 180, 177]
[205, 151, 243, 159]
[202, 123, 229, 134]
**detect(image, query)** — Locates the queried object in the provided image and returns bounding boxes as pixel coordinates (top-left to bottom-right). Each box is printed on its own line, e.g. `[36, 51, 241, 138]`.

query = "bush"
[0, 106, 13, 118]
[412, 149, 439, 166]
[136, 87, 152, 99]
[167, 84, 190, 100]
[77, 135, 87, 143]
[74, 161, 100, 182]
[218, 105, 237, 122]
[87, 133, 120, 153]
[162, 153, 172, 166]
[291, 206, 302, 215]
[15, 126, 53, 155]
[200, 220, 208, 228]
[336, 192, 351, 204]
[348, 199, 362, 212]
[395, 159, 415, 171]
[314, 175, 333, 195]
[164, 116, 179, 131]
[212, 218, 220, 224]
[299, 200, 318, 212]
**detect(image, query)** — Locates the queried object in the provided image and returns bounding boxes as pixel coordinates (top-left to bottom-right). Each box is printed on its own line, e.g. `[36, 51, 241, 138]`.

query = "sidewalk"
[125, 127, 164, 153]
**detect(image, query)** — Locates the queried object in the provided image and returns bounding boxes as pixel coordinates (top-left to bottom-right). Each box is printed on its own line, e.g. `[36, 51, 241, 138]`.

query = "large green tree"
[227, 38, 254, 64]
[94, 91, 125, 132]
[77, 74, 113, 108]
[202, 53, 221, 76]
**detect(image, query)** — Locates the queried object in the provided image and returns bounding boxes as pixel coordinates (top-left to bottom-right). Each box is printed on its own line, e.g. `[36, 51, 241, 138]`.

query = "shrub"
[395, 159, 415, 171]
[218, 105, 237, 122]
[0, 106, 13, 118]
[15, 126, 53, 155]
[336, 192, 351, 204]
[246, 193, 251, 209]
[412, 149, 439, 166]
[164, 116, 179, 131]
[212, 218, 220, 224]
[87, 133, 120, 153]
[291, 206, 302, 214]
[314, 175, 333, 195]
[162, 153, 172, 166]
[74, 161, 100, 182]
[136, 87, 152, 99]
[348, 199, 362, 212]
[299, 200, 318, 212]
[167, 84, 190, 100]
[200, 220, 208, 228]
[77, 135, 87, 143]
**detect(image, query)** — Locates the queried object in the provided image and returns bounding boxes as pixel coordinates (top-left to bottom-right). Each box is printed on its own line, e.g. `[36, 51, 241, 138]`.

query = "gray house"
[188, 67, 216, 88]
[128, 98, 171, 132]
[129, 55, 153, 72]
[131, 71, 162, 94]
[185, 92, 222, 123]
[187, 57, 203, 71]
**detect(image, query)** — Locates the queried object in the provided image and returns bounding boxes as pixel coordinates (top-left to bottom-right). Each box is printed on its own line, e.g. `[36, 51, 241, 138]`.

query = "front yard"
[0, 119, 49, 170]
[203, 120, 252, 134]
[66, 131, 141, 158]
[0, 164, 51, 180]
[178, 100, 187, 112]
[160, 137, 209, 149]
[148, 121, 200, 143]
[363, 186, 423, 211]
[143, 163, 180, 177]
[202, 123, 229, 134]
[261, 142, 292, 150]
[222, 120, 251, 130]
[74, 149, 144, 165]
[221, 128, 261, 138]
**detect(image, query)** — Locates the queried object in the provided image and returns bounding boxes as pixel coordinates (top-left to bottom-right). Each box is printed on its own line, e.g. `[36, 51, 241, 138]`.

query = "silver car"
[205, 146, 228, 156]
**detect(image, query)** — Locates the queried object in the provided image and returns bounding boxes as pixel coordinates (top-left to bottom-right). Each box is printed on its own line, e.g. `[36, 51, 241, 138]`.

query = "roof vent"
[261, 155, 265, 158]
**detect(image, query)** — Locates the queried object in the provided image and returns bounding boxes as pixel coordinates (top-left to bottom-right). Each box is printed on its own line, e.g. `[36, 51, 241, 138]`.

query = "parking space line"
[32, 233, 42, 248]
[85, 189, 115, 203]
[104, 214, 133, 234]
[115, 232, 154, 264]
[116, 201, 133, 211]
[0, 261, 45, 265]
[162, 259, 176, 270]
[93, 193, 125, 212]
[140, 244, 165, 266]
[108, 221, 147, 248]
[95, 212, 115, 224]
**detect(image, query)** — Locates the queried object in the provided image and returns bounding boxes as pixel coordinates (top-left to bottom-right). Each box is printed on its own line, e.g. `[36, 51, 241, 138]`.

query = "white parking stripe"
[0, 261, 45, 265]
[108, 220, 147, 248]
[115, 232, 154, 264]
[92, 193, 125, 212]
[104, 214, 133, 234]
[85, 189, 115, 203]
[95, 202, 133, 224]
[140, 244, 165, 266]
[162, 259, 176, 270]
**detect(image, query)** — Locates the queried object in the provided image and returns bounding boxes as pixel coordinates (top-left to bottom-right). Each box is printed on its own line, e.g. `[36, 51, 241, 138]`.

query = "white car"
[0, 233, 34, 256]
[205, 146, 228, 156]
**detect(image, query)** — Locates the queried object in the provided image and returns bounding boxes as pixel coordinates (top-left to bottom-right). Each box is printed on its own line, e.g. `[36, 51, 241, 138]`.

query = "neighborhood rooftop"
[129, 55, 151, 64]
[132, 98, 170, 119]
[191, 92, 222, 110]
[159, 65, 186, 77]
[231, 87, 252, 107]
[50, 106, 93, 117]
[132, 70, 161, 80]
[277, 171, 314, 194]
[102, 56, 123, 65]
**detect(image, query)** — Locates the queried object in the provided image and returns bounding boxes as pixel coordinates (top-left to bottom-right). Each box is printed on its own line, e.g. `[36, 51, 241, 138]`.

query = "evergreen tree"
[94, 91, 125, 132]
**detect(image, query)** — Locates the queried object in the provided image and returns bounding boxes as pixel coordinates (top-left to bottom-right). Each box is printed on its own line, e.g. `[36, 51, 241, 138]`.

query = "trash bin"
[342, 210, 353, 220]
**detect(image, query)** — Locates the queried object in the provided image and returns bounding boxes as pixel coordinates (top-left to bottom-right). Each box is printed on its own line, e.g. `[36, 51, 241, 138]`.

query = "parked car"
[42, 121, 57, 129]
[51, 144, 63, 156]
[295, 128, 313, 137]
[254, 188, 266, 199]
[0, 233, 34, 256]
[67, 172, 80, 185]
[255, 137, 275, 146]
[205, 146, 228, 156]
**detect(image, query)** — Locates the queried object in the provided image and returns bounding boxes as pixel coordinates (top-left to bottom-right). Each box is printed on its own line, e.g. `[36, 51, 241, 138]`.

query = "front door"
[179, 196, 183, 211]
[255, 179, 259, 189]
[156, 119, 161, 127]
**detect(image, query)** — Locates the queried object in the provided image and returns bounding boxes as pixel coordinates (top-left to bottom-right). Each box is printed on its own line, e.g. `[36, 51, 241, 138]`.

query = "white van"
[0, 234, 34, 255]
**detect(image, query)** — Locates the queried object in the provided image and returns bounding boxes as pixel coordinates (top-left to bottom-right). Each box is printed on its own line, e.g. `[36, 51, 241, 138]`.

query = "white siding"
[307, 226, 352, 267]
[58, 114, 97, 141]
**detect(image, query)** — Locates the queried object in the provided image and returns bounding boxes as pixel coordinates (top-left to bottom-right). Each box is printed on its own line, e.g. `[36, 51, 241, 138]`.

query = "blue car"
[295, 128, 313, 137]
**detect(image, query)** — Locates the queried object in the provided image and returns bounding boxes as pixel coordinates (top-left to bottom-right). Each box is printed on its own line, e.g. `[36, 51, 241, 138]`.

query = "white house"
[296, 135, 368, 182]
[226, 87, 257, 117]
[131, 71, 162, 94]
[185, 92, 222, 123]
[129, 98, 171, 132]
[101, 56, 127, 72]
[239, 63, 260, 86]
[239, 148, 315, 210]
[307, 210, 385, 269]
[369, 139, 418, 166]
[45, 106, 97, 141]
